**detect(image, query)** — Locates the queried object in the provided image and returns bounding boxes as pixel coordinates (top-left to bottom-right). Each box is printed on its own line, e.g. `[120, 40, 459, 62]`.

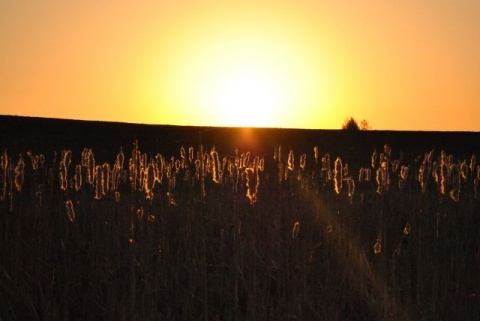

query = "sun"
[202, 56, 289, 127]
[153, 4, 332, 129]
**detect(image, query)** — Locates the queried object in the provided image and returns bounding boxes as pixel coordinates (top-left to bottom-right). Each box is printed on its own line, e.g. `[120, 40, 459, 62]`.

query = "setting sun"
[151, 2, 333, 129]
[201, 57, 287, 127]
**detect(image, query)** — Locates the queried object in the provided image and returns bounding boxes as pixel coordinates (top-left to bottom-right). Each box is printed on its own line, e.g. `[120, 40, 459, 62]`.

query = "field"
[0, 116, 479, 320]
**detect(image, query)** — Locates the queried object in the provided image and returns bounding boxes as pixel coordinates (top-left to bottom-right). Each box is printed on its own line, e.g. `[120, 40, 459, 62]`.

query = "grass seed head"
[460, 160, 468, 181]
[347, 176, 355, 200]
[210, 147, 221, 183]
[374, 236, 382, 254]
[403, 223, 411, 235]
[27, 151, 39, 171]
[154, 154, 164, 183]
[245, 167, 258, 204]
[1, 151, 8, 171]
[116, 148, 125, 170]
[242, 152, 251, 169]
[376, 164, 388, 194]
[469, 155, 476, 173]
[358, 168, 364, 182]
[83, 148, 96, 185]
[65, 200, 75, 223]
[258, 157, 264, 172]
[94, 165, 102, 200]
[14, 154, 25, 192]
[287, 150, 294, 171]
[449, 163, 460, 202]
[300, 153, 306, 170]
[137, 207, 144, 220]
[59, 150, 72, 191]
[59, 164, 68, 191]
[343, 163, 349, 177]
[364, 168, 371, 182]
[188, 147, 194, 163]
[399, 165, 409, 189]
[74, 164, 82, 191]
[334, 157, 343, 194]
[327, 224, 333, 233]
[274, 146, 282, 162]
[292, 221, 300, 240]
[180, 146, 186, 159]
[371, 149, 377, 168]
[144, 162, 155, 200]
[102, 163, 110, 196]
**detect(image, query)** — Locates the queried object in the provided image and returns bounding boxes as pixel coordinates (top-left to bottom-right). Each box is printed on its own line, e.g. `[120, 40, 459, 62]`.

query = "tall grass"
[0, 140, 478, 320]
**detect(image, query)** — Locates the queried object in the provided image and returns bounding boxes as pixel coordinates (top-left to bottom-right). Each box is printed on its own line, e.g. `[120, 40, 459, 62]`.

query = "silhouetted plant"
[342, 117, 371, 130]
[360, 119, 372, 130]
[342, 117, 360, 130]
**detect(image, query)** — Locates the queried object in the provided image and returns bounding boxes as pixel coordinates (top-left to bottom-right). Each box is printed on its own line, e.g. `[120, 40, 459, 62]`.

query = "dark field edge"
[1, 115, 479, 161]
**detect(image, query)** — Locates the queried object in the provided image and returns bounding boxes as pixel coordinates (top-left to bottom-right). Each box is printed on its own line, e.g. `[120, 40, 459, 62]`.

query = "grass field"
[0, 116, 479, 320]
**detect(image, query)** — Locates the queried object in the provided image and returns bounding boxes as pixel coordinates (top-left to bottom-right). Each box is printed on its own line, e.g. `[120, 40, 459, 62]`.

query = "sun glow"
[153, 4, 333, 128]
[201, 55, 291, 127]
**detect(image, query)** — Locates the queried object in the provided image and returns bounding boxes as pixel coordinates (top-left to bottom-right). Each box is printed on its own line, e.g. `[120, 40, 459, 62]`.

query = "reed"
[0, 139, 478, 321]
[14, 154, 24, 192]
[65, 199, 75, 222]
[334, 157, 342, 194]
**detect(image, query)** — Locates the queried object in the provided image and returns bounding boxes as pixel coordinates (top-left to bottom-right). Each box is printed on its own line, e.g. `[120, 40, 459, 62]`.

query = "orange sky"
[1, 0, 479, 131]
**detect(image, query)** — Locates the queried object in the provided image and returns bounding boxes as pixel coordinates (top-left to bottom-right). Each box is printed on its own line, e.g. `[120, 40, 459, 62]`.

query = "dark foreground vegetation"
[0, 116, 479, 320]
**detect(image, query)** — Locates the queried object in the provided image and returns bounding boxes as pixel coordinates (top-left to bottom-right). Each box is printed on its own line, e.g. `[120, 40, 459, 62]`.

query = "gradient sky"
[1, 0, 479, 131]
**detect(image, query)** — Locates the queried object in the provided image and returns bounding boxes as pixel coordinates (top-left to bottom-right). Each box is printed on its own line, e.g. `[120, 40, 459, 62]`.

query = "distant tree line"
[342, 117, 371, 130]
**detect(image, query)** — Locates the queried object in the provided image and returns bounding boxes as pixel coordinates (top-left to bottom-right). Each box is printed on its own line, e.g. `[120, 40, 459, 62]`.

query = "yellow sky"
[1, 0, 479, 131]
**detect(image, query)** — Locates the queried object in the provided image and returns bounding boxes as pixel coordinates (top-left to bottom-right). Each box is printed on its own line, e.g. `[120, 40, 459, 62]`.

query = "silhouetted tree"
[360, 119, 371, 130]
[342, 117, 360, 130]
[342, 117, 372, 130]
